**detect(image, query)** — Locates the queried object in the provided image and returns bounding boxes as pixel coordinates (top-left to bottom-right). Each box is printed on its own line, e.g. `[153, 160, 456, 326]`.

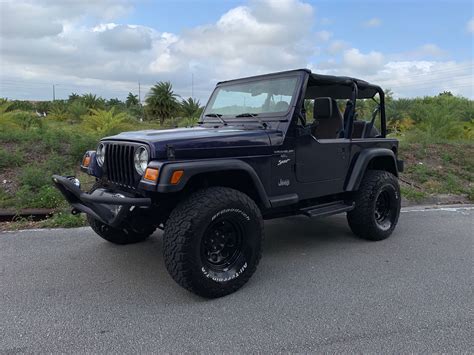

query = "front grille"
[104, 143, 138, 188]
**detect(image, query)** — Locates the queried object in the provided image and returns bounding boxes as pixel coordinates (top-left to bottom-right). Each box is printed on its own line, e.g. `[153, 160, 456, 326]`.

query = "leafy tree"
[180, 97, 202, 118]
[145, 81, 179, 124]
[126, 92, 139, 107]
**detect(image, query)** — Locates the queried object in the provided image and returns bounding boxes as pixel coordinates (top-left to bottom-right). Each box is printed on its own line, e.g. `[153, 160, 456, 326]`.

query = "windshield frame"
[200, 73, 303, 124]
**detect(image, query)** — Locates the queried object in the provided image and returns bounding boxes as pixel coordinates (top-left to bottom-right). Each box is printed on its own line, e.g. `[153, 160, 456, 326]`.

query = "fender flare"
[150, 159, 271, 208]
[345, 148, 398, 191]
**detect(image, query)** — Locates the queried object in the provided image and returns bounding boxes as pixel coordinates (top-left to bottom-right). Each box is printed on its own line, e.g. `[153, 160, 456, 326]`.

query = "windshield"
[203, 76, 299, 119]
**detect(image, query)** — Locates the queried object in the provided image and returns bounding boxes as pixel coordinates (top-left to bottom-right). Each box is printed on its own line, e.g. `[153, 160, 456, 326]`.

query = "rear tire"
[163, 187, 263, 298]
[347, 170, 401, 241]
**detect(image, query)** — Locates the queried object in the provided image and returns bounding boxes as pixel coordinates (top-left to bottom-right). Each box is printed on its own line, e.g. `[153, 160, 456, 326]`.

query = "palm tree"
[126, 92, 139, 107]
[81, 93, 105, 110]
[145, 81, 179, 124]
[82, 107, 128, 135]
[68, 93, 80, 103]
[181, 97, 202, 118]
[107, 98, 123, 107]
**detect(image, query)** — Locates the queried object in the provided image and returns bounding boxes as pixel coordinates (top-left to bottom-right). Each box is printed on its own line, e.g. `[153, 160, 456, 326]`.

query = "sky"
[0, 0, 473, 103]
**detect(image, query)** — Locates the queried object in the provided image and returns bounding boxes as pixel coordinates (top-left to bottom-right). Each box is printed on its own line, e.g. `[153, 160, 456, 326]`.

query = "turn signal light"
[82, 155, 91, 167]
[170, 170, 184, 185]
[144, 168, 159, 182]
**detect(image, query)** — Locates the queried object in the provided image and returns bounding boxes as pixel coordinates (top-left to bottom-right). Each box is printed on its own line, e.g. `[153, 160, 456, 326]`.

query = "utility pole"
[138, 81, 144, 122]
[52, 84, 55, 101]
[138, 82, 141, 104]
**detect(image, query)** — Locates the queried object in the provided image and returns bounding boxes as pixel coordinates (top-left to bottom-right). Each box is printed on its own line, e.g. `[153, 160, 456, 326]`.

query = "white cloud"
[0, 2, 63, 38]
[0, 0, 472, 101]
[150, 0, 315, 80]
[313, 59, 473, 98]
[362, 17, 382, 28]
[467, 18, 474, 33]
[374, 61, 473, 98]
[326, 40, 349, 55]
[98, 25, 154, 52]
[315, 30, 332, 42]
[342, 48, 385, 74]
[414, 44, 446, 58]
[392, 43, 447, 60]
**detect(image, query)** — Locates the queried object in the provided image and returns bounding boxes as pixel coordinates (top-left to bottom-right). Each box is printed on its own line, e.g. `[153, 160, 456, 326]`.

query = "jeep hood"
[104, 126, 277, 159]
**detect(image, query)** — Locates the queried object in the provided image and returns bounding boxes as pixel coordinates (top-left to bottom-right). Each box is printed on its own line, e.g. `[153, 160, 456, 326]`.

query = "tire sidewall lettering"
[199, 206, 255, 284]
[211, 208, 250, 222]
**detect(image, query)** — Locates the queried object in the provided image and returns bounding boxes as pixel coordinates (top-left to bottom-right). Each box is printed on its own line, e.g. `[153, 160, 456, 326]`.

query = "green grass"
[0, 147, 24, 169]
[40, 211, 87, 229]
[399, 141, 474, 202]
[400, 186, 428, 202]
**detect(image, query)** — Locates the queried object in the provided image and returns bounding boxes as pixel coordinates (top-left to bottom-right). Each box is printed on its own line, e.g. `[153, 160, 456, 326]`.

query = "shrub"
[15, 185, 64, 209]
[69, 133, 100, 163]
[0, 147, 23, 169]
[82, 107, 130, 136]
[68, 101, 88, 123]
[0, 110, 43, 130]
[0, 187, 15, 209]
[19, 166, 51, 191]
[40, 210, 86, 228]
[9, 100, 35, 112]
[178, 116, 200, 127]
[47, 101, 69, 121]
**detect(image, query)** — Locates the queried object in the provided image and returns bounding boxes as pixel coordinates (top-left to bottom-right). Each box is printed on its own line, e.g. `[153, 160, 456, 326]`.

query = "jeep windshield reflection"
[203, 76, 298, 120]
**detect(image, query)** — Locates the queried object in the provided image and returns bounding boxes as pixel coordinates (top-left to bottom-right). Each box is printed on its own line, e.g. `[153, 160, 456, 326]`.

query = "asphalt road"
[1, 206, 473, 353]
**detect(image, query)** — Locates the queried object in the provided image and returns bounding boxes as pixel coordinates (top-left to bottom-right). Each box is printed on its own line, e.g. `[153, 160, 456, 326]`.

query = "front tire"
[163, 187, 263, 298]
[87, 182, 155, 245]
[87, 215, 154, 245]
[347, 170, 401, 241]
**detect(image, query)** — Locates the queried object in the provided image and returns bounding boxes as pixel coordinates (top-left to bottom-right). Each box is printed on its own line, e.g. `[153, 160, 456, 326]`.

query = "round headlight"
[96, 143, 106, 167]
[134, 146, 149, 175]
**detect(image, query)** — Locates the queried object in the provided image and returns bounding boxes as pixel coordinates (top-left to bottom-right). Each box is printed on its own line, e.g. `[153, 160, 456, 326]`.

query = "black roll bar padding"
[379, 89, 386, 137]
[344, 81, 358, 139]
[364, 105, 381, 138]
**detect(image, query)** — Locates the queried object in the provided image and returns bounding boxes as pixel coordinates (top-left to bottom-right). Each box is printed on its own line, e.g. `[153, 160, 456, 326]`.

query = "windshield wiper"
[235, 113, 267, 129]
[204, 113, 227, 125]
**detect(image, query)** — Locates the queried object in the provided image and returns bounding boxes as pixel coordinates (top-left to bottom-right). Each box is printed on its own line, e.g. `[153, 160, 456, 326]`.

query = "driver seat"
[312, 97, 344, 139]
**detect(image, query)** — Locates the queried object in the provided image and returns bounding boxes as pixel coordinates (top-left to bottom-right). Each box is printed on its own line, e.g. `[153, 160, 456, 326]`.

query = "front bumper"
[52, 175, 151, 227]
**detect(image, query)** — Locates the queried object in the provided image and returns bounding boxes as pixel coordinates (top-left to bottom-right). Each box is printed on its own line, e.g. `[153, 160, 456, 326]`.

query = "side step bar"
[300, 201, 355, 218]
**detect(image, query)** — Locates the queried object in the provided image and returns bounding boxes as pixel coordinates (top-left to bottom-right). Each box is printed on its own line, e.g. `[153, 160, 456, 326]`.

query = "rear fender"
[345, 148, 398, 191]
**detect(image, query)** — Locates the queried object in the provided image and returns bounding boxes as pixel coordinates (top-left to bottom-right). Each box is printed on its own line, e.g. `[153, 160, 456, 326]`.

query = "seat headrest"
[313, 97, 333, 119]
